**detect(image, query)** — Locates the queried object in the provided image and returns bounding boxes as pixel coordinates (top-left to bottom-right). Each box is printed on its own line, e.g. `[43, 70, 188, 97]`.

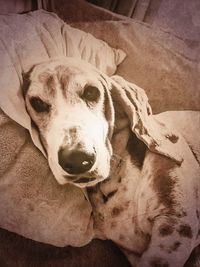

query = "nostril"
[58, 147, 96, 175]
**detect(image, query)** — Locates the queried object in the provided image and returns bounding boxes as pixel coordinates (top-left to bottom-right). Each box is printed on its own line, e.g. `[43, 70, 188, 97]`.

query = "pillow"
[0, 9, 125, 247]
[0, 9, 126, 132]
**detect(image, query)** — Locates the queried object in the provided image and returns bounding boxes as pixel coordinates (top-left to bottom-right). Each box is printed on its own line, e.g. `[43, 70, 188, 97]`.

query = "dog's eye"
[82, 86, 100, 102]
[30, 97, 50, 113]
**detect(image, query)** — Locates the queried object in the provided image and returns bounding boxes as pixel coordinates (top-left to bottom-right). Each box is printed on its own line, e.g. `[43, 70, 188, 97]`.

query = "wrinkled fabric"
[0, 10, 125, 134]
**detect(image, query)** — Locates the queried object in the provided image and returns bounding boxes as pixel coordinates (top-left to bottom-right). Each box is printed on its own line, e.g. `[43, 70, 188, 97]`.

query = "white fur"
[25, 58, 112, 187]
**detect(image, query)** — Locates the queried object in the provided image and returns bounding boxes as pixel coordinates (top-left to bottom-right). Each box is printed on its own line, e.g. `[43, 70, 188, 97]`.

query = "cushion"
[73, 20, 200, 113]
[0, 9, 125, 130]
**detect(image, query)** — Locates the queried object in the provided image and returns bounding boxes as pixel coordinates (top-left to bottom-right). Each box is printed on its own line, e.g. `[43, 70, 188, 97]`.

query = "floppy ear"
[21, 69, 47, 157]
[110, 75, 183, 165]
[99, 74, 115, 141]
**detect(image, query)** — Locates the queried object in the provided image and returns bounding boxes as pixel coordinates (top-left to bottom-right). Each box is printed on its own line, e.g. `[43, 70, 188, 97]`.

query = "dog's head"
[24, 57, 182, 188]
[24, 58, 114, 188]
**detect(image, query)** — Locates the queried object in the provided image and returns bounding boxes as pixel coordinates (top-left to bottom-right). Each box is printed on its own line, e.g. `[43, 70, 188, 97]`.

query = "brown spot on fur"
[111, 207, 124, 217]
[176, 211, 187, 218]
[135, 229, 139, 235]
[166, 134, 179, 143]
[196, 210, 200, 219]
[46, 75, 56, 95]
[159, 224, 174, 236]
[38, 72, 56, 96]
[177, 224, 192, 238]
[197, 229, 200, 236]
[55, 65, 83, 96]
[28, 203, 35, 212]
[170, 241, 181, 251]
[149, 154, 177, 208]
[57, 70, 70, 93]
[150, 257, 169, 267]
[111, 221, 117, 228]
[147, 217, 154, 224]
[119, 234, 125, 241]
[124, 201, 130, 208]
[159, 241, 181, 254]
[38, 72, 50, 83]
[149, 142, 157, 150]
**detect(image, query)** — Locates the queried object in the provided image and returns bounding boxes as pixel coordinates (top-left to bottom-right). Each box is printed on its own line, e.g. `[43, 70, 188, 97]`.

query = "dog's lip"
[63, 174, 97, 184]
[63, 174, 106, 188]
[63, 172, 108, 187]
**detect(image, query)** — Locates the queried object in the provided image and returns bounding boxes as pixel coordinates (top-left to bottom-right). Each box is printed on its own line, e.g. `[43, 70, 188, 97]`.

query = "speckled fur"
[89, 123, 200, 267]
[25, 59, 200, 267]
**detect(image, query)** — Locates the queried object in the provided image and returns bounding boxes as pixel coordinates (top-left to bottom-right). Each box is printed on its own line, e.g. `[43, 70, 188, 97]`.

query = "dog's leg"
[138, 216, 196, 267]
[136, 145, 200, 267]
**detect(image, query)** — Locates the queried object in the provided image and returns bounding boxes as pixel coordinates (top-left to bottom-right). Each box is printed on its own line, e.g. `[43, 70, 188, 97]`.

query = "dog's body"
[24, 58, 200, 267]
[89, 111, 200, 267]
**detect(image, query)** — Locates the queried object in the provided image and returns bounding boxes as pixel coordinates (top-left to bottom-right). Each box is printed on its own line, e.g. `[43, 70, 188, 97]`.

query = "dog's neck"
[110, 128, 146, 174]
[87, 130, 146, 203]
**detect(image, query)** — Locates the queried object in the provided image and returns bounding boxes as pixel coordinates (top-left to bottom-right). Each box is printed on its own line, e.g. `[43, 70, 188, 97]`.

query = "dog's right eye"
[82, 86, 100, 103]
[30, 97, 50, 113]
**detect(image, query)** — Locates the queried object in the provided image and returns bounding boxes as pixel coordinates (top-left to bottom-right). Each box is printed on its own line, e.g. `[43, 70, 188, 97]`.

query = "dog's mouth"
[63, 174, 107, 188]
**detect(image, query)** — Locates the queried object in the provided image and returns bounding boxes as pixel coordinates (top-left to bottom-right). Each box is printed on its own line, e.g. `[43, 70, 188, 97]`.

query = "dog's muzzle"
[58, 146, 96, 176]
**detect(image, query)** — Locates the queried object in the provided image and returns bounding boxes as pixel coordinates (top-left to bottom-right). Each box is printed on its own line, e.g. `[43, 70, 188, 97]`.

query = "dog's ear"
[99, 74, 115, 141]
[110, 75, 183, 165]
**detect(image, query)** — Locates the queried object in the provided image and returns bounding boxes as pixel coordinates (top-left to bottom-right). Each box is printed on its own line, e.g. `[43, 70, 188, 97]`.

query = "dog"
[24, 57, 200, 267]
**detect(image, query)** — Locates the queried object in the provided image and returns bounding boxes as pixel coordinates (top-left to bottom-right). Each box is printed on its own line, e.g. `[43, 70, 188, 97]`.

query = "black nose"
[58, 147, 96, 175]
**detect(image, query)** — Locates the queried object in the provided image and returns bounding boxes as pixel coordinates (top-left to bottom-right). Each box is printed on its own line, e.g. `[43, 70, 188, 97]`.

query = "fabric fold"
[0, 9, 125, 143]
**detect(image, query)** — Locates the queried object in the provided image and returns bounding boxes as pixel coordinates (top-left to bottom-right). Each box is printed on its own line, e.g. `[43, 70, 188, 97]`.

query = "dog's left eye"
[30, 97, 50, 113]
[82, 86, 100, 102]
